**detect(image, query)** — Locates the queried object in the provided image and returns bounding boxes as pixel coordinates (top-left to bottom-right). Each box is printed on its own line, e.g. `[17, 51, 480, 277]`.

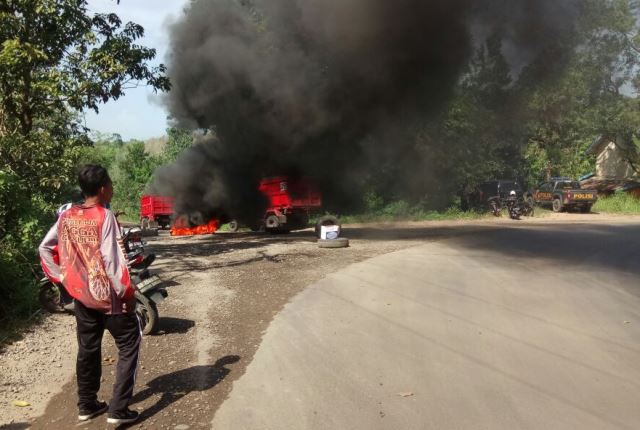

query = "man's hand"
[122, 296, 136, 314]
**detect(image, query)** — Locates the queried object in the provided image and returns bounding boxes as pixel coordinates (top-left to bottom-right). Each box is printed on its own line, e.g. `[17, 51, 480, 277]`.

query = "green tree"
[111, 140, 162, 218]
[0, 0, 169, 329]
[78, 132, 124, 172]
[0, 0, 169, 188]
[520, 0, 640, 184]
[163, 127, 194, 162]
[410, 30, 521, 208]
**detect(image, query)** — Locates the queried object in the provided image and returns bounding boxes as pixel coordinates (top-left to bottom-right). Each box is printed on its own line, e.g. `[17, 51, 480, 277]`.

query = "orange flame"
[171, 219, 219, 236]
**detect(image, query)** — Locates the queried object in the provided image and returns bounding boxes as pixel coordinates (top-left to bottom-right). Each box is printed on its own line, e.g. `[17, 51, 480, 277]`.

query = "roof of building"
[579, 177, 640, 192]
[585, 135, 639, 156]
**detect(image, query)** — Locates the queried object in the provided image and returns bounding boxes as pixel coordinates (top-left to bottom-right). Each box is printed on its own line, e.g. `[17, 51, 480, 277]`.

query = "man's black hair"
[78, 164, 111, 197]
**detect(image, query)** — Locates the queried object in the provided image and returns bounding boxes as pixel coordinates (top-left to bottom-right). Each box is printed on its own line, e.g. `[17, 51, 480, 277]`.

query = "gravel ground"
[0, 315, 76, 426]
[1, 212, 638, 429]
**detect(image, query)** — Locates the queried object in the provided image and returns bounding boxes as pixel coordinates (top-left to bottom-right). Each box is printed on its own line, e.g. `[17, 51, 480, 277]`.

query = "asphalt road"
[212, 222, 640, 430]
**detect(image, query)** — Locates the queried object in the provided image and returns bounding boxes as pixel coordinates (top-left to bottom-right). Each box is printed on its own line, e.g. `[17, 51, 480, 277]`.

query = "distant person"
[39, 164, 141, 425]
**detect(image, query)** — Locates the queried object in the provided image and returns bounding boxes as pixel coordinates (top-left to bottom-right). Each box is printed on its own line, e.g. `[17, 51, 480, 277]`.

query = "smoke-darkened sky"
[154, 0, 581, 221]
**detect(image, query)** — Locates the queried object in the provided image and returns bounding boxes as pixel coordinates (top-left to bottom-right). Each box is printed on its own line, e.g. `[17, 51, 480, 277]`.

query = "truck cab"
[528, 178, 597, 213]
[258, 176, 338, 235]
[461, 179, 523, 212]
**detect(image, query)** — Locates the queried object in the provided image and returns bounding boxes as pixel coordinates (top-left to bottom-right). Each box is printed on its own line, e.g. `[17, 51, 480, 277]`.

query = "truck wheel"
[135, 292, 159, 336]
[552, 198, 563, 212]
[580, 205, 592, 213]
[318, 238, 349, 248]
[265, 215, 280, 231]
[141, 217, 150, 230]
[315, 215, 341, 238]
[228, 220, 239, 232]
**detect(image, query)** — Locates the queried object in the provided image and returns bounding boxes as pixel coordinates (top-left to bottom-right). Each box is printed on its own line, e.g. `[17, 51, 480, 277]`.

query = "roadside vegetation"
[593, 193, 640, 214]
[338, 194, 489, 224]
[78, 128, 195, 222]
[340, 207, 484, 224]
[3, 1, 640, 339]
[339, 208, 487, 224]
[0, 1, 170, 340]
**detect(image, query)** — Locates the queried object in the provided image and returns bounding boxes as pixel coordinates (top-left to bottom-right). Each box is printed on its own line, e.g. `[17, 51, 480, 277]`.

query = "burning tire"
[189, 211, 204, 226]
[135, 291, 159, 335]
[315, 215, 341, 238]
[318, 238, 349, 248]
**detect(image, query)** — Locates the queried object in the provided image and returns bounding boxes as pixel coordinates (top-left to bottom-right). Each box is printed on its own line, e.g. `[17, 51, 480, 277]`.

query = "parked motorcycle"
[39, 222, 167, 335]
[121, 226, 167, 335]
[39, 276, 166, 335]
[505, 192, 534, 220]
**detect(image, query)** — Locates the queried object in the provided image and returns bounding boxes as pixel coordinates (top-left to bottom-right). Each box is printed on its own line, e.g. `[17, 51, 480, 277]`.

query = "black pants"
[74, 300, 141, 414]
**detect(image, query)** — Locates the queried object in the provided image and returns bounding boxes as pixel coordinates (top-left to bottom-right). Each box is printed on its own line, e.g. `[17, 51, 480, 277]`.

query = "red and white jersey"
[39, 204, 133, 314]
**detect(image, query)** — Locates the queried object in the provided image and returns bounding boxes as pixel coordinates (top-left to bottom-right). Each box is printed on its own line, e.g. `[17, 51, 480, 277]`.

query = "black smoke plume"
[154, 0, 581, 222]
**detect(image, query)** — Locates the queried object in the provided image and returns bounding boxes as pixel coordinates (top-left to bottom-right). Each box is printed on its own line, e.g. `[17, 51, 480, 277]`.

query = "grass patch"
[217, 223, 250, 232]
[338, 198, 555, 224]
[217, 223, 233, 232]
[531, 206, 554, 217]
[117, 214, 139, 224]
[338, 201, 489, 224]
[593, 192, 640, 214]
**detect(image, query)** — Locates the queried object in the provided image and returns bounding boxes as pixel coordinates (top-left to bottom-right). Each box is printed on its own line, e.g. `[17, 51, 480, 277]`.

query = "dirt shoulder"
[2, 213, 639, 429]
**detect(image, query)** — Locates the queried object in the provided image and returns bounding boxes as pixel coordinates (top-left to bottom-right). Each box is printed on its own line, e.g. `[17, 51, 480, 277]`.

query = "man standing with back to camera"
[39, 164, 141, 425]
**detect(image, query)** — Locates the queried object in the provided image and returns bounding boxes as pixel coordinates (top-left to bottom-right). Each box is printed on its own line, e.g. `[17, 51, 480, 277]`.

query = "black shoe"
[78, 400, 108, 421]
[107, 409, 140, 425]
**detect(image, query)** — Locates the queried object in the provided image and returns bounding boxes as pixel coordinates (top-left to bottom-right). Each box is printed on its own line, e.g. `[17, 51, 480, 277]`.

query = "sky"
[83, 0, 189, 141]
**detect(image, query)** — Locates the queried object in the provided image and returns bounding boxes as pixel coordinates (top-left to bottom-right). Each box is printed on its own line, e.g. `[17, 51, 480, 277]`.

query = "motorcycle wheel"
[489, 199, 501, 217]
[135, 292, 159, 335]
[39, 282, 65, 313]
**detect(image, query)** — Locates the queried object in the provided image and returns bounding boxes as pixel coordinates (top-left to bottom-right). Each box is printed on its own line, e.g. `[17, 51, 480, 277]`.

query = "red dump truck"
[140, 176, 339, 236]
[255, 176, 339, 235]
[140, 195, 174, 229]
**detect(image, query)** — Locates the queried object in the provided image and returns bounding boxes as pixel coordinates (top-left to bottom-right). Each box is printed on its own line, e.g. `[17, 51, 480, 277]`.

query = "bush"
[593, 192, 640, 214]
[0, 169, 55, 339]
[0, 242, 40, 332]
[339, 199, 486, 224]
